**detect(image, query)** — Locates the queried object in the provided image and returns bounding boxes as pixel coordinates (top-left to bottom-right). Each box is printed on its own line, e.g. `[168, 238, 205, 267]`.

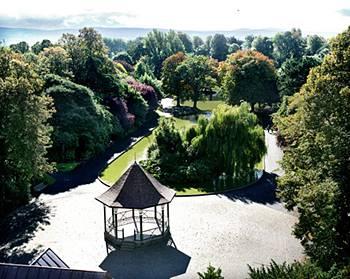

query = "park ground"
[0, 131, 303, 278]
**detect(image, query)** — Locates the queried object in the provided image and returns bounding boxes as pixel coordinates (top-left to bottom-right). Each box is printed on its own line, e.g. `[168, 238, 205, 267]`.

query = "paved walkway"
[0, 132, 304, 278]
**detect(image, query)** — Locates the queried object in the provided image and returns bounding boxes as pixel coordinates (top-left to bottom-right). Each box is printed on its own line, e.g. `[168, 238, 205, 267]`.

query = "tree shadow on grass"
[100, 241, 191, 279]
[44, 116, 159, 195]
[0, 200, 51, 263]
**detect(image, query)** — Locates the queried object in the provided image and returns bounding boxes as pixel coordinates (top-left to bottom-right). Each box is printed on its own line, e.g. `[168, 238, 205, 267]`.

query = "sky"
[0, 0, 349, 33]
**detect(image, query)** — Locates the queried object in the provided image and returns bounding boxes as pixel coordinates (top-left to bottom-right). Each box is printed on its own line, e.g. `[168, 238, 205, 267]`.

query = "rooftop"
[96, 162, 176, 209]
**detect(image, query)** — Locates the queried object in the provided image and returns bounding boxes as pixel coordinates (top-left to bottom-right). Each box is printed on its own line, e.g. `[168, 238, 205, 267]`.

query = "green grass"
[56, 162, 79, 172]
[176, 187, 209, 195]
[100, 116, 195, 185]
[179, 100, 224, 111]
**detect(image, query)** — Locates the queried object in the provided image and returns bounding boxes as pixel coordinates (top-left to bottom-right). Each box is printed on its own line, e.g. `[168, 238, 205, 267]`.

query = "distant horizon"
[0, 25, 341, 45]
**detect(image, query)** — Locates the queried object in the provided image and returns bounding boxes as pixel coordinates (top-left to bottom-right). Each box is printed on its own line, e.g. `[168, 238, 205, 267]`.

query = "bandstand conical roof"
[96, 162, 176, 209]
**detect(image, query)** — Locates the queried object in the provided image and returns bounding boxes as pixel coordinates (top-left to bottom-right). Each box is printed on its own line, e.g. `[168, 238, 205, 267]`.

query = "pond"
[99, 100, 221, 186]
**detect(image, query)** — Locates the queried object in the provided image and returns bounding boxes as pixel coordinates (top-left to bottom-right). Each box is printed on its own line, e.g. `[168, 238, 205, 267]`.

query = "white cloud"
[0, 0, 349, 33]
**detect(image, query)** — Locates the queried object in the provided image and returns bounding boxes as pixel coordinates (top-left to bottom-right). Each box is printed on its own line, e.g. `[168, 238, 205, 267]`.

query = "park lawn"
[56, 162, 79, 172]
[100, 116, 195, 185]
[176, 187, 209, 195]
[179, 100, 224, 111]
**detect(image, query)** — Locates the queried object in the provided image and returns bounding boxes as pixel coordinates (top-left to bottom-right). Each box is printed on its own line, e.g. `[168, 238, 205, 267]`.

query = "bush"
[248, 260, 350, 279]
[127, 77, 158, 110]
[198, 264, 224, 279]
[45, 75, 121, 162]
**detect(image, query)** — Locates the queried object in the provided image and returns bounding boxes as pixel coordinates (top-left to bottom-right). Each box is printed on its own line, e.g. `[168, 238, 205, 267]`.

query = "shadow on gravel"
[44, 117, 159, 195]
[100, 241, 191, 279]
[0, 201, 50, 263]
[222, 172, 280, 205]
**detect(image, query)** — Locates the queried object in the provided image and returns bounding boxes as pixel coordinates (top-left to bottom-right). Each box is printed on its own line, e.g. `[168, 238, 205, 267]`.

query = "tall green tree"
[221, 50, 279, 110]
[176, 55, 216, 109]
[274, 27, 350, 269]
[0, 48, 53, 215]
[161, 52, 187, 106]
[39, 46, 73, 78]
[277, 56, 321, 97]
[273, 28, 305, 65]
[306, 34, 328, 56]
[31, 39, 53, 54]
[210, 34, 228, 61]
[9, 41, 29, 53]
[252, 36, 274, 58]
[178, 32, 193, 53]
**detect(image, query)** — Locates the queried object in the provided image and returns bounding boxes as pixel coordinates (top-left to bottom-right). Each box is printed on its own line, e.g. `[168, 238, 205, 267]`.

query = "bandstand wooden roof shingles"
[96, 162, 176, 209]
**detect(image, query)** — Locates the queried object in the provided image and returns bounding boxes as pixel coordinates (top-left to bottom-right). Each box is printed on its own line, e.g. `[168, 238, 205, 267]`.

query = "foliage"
[127, 77, 157, 110]
[60, 28, 123, 96]
[274, 27, 350, 268]
[176, 55, 217, 108]
[126, 37, 146, 62]
[178, 32, 193, 53]
[228, 43, 240, 54]
[0, 47, 53, 215]
[134, 57, 155, 79]
[198, 264, 224, 279]
[31, 39, 53, 54]
[9, 41, 30, 53]
[273, 29, 305, 65]
[277, 56, 321, 97]
[248, 260, 350, 279]
[113, 51, 133, 65]
[39, 46, 73, 78]
[143, 29, 185, 77]
[243, 35, 255, 49]
[220, 50, 279, 109]
[139, 73, 163, 98]
[252, 36, 274, 58]
[144, 103, 265, 189]
[210, 34, 228, 61]
[306, 35, 328, 56]
[103, 37, 127, 57]
[45, 74, 120, 162]
[161, 52, 187, 105]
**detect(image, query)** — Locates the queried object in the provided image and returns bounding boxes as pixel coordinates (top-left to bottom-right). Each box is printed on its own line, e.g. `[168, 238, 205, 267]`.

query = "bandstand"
[96, 162, 176, 250]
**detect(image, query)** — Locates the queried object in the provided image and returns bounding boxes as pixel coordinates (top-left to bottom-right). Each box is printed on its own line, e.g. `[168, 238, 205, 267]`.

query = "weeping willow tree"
[185, 103, 266, 185]
[144, 102, 266, 189]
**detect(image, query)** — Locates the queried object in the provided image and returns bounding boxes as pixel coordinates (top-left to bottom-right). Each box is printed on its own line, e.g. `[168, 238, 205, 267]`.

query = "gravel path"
[0, 131, 304, 278]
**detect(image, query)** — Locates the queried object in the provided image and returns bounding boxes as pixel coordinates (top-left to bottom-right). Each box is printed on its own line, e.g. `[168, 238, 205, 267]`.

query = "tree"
[126, 37, 145, 62]
[221, 50, 279, 110]
[103, 38, 127, 57]
[176, 55, 216, 109]
[0, 47, 53, 216]
[161, 52, 187, 106]
[31, 39, 53, 54]
[39, 46, 73, 78]
[273, 28, 305, 65]
[113, 51, 134, 65]
[60, 28, 123, 95]
[306, 34, 328, 55]
[274, 27, 350, 269]
[228, 43, 240, 54]
[198, 264, 224, 279]
[252, 36, 274, 58]
[9, 41, 29, 53]
[134, 56, 155, 79]
[143, 29, 185, 78]
[277, 56, 320, 97]
[210, 34, 228, 61]
[243, 35, 255, 49]
[188, 103, 266, 181]
[45, 75, 121, 162]
[178, 32, 193, 53]
[193, 36, 204, 49]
